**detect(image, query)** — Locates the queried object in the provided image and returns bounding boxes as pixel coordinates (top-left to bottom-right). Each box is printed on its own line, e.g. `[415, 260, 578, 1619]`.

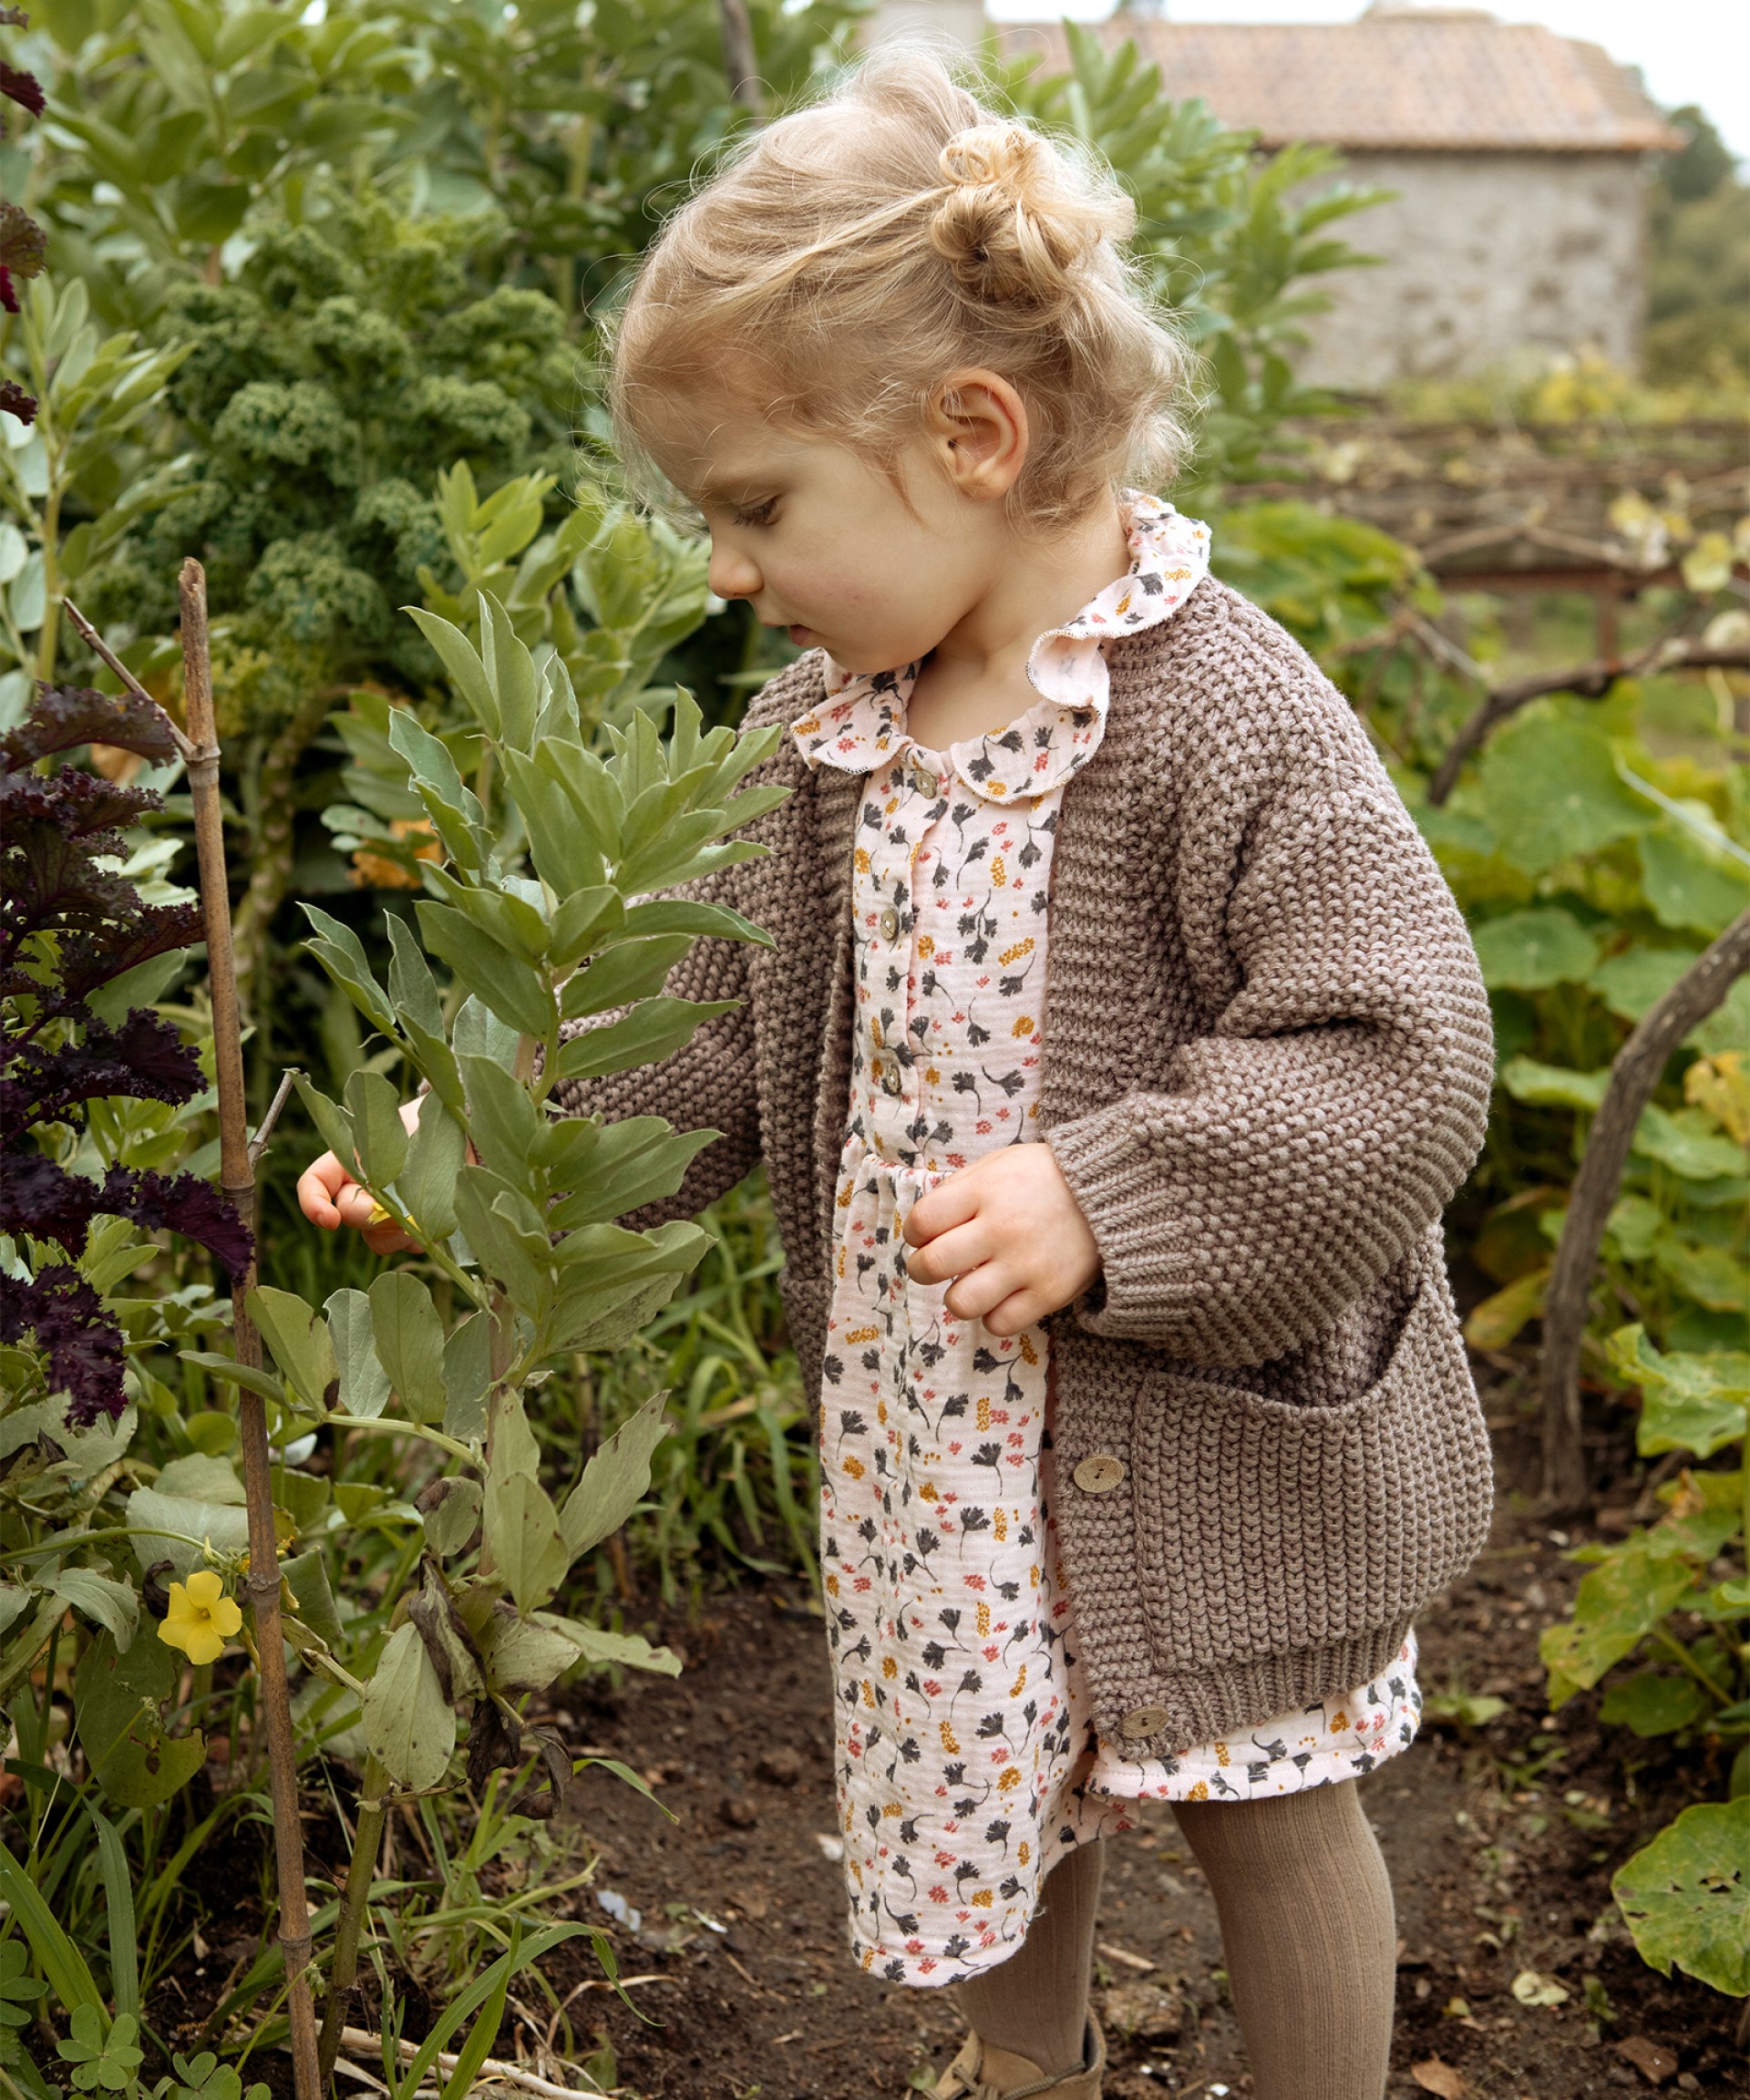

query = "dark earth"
[136, 1377, 1745, 2100]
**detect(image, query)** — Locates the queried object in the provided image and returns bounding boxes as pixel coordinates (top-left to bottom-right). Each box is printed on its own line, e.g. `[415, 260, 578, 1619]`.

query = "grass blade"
[83, 1799, 139, 2019]
[0, 1848, 105, 2015]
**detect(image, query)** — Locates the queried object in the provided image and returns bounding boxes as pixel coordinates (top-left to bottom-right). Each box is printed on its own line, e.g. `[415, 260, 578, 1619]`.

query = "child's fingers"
[902, 1215, 993, 1285]
[296, 1150, 350, 1229]
[902, 1169, 983, 1246]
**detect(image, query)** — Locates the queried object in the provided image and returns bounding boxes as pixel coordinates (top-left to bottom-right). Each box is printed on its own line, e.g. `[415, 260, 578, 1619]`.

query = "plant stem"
[324, 1415, 478, 1467]
[1651, 1627, 1735, 1709]
[316, 1753, 390, 2086]
[181, 558, 323, 2100]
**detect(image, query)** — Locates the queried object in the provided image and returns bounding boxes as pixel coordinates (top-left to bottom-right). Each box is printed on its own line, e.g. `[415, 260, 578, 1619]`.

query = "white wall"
[1296, 151, 1649, 385]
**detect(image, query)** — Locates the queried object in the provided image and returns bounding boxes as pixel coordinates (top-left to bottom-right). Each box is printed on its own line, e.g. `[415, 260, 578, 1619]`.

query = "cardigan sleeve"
[1044, 751, 1494, 1370]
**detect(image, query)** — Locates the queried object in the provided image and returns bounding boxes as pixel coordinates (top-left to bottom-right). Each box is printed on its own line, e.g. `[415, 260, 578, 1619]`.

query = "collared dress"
[787, 494, 1421, 1988]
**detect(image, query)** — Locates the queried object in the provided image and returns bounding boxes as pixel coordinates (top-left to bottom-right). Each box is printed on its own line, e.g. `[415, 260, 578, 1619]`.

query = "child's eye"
[733, 499, 777, 529]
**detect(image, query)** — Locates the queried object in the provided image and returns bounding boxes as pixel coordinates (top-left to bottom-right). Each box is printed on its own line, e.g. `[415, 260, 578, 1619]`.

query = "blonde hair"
[603, 44, 1193, 533]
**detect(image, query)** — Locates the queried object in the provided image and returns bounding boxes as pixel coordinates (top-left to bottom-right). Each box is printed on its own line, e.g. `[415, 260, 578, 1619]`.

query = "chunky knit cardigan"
[554, 576, 1497, 1755]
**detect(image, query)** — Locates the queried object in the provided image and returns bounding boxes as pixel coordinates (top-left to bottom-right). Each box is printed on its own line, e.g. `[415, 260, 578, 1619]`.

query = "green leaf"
[1605, 1326, 1750, 1461]
[452, 993, 520, 1068]
[441, 1312, 491, 1443]
[1639, 823, 1750, 939]
[300, 907, 399, 1039]
[73, 1625, 206, 1811]
[537, 1611, 682, 1678]
[559, 1390, 672, 1560]
[324, 1288, 391, 1421]
[125, 1482, 250, 1580]
[1612, 1797, 1750, 1997]
[281, 1547, 345, 1652]
[479, 592, 539, 749]
[560, 936, 693, 1021]
[248, 1288, 337, 1410]
[1598, 1671, 1709, 1737]
[1498, 1057, 1611, 1112]
[291, 1075, 355, 1174]
[552, 997, 737, 1080]
[360, 1621, 455, 1793]
[1652, 1235, 1750, 1314]
[1476, 715, 1652, 876]
[1590, 944, 1700, 1024]
[0, 1848, 105, 2016]
[484, 1471, 570, 1615]
[474, 1608, 582, 1696]
[386, 914, 445, 1037]
[345, 1069, 410, 1188]
[396, 1094, 466, 1244]
[459, 1053, 543, 1179]
[417, 901, 554, 1039]
[404, 607, 499, 737]
[46, 1568, 138, 1649]
[1539, 1534, 1695, 1699]
[421, 1477, 483, 1560]
[368, 1273, 448, 1424]
[1470, 908, 1601, 990]
[1632, 1105, 1747, 1183]
[451, 1171, 553, 1316]
[178, 1352, 285, 1407]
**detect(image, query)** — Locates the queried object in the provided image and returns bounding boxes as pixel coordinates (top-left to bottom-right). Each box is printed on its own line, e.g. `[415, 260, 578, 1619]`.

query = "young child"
[300, 47, 1496, 2100]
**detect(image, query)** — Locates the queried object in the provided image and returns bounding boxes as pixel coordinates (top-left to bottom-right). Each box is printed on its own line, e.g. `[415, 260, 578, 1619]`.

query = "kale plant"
[0, 683, 251, 1424]
[0, 3, 47, 424]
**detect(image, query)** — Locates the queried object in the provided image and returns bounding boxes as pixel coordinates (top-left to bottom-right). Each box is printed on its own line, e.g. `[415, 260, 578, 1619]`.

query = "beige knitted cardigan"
[555, 576, 1497, 1756]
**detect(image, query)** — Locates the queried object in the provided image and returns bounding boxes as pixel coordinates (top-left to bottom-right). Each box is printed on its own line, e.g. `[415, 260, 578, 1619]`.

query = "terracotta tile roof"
[994, 12, 1683, 154]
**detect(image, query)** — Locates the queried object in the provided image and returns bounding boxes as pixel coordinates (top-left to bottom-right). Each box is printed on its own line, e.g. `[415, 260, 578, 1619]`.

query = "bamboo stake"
[179, 558, 324, 2100]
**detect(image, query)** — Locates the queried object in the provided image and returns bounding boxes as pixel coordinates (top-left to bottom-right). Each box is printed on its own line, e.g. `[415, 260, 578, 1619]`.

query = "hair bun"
[929, 121, 1131, 319]
[938, 123, 1043, 197]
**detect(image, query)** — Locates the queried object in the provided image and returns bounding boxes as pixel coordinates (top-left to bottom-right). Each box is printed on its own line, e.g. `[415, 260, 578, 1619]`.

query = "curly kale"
[1, 685, 251, 1425]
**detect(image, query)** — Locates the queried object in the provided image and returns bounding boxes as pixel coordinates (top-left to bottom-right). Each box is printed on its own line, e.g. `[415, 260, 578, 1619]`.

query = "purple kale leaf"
[0, 1149, 102, 1253]
[0, 1011, 201, 1141]
[0, 377, 35, 424]
[54, 904, 203, 1005]
[0, 200, 44, 306]
[2, 684, 180, 767]
[0, 765, 160, 843]
[0, 1271, 128, 1426]
[98, 1166, 252, 1279]
[0, 59, 42, 120]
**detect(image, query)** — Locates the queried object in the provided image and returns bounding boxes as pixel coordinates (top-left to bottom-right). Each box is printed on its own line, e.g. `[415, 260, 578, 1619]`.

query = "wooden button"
[879, 906, 900, 941]
[1072, 1454, 1127, 1495]
[1118, 1705, 1170, 1742]
[911, 767, 939, 796]
[880, 1063, 902, 1096]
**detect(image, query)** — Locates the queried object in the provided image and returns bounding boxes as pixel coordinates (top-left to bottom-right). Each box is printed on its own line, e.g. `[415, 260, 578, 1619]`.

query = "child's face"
[645, 391, 1014, 674]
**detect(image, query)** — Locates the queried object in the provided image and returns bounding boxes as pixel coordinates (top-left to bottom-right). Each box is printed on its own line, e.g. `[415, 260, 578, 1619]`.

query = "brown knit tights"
[953, 1784, 1396, 2099]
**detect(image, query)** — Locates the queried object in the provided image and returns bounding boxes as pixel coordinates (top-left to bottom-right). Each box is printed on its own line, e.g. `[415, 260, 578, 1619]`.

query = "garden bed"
[136, 1398, 1744, 2100]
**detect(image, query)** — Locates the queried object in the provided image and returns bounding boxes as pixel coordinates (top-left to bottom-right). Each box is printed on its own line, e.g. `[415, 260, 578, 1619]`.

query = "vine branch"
[1539, 906, 1750, 1513]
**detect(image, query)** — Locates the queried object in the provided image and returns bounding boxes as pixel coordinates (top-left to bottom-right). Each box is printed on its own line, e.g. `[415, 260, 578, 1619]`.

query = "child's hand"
[901, 1145, 1101, 1338]
[295, 1098, 424, 1256]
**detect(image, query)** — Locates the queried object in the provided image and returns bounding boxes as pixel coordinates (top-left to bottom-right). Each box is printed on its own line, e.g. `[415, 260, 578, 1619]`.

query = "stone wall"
[1296, 150, 1648, 386]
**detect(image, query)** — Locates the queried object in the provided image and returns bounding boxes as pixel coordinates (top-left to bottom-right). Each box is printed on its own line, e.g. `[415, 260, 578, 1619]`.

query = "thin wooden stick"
[61, 595, 200, 762]
[1539, 906, 1750, 1512]
[179, 559, 323, 2100]
[1426, 638, 1750, 806]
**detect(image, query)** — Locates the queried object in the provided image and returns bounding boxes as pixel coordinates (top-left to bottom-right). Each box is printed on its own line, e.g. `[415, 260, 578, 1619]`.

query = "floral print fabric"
[788, 494, 1419, 1987]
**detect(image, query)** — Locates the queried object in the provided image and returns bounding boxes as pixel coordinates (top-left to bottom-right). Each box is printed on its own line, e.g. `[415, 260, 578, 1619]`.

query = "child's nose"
[708, 539, 763, 603]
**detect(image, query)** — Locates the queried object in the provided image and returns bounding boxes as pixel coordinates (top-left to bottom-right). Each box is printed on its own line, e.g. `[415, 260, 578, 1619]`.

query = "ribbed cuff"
[1045, 1096, 1184, 1333]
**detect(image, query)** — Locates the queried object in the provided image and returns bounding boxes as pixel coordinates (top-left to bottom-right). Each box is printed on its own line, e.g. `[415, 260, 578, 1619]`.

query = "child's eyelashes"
[733, 498, 778, 529]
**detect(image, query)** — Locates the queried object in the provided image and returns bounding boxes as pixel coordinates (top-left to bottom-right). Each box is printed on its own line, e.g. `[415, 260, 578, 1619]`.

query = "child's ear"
[927, 367, 1029, 501]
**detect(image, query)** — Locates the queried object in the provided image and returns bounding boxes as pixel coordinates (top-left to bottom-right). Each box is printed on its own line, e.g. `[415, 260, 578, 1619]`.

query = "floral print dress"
[788, 494, 1421, 1988]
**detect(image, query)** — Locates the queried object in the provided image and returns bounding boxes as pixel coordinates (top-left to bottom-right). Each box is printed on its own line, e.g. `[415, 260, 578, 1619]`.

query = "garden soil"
[519, 1403, 1744, 2100]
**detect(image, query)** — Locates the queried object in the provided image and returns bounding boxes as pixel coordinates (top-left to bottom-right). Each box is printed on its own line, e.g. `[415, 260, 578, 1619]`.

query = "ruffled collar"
[787, 491, 1210, 802]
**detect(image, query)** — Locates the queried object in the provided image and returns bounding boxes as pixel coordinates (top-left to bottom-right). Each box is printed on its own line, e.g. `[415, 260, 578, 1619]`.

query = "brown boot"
[932, 2014, 1105, 2100]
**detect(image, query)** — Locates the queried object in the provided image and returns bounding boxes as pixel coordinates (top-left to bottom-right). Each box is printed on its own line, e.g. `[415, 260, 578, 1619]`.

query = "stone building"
[873, 4, 1681, 386]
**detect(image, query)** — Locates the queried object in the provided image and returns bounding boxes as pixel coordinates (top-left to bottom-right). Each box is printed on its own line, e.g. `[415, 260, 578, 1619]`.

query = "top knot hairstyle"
[604, 46, 1193, 533]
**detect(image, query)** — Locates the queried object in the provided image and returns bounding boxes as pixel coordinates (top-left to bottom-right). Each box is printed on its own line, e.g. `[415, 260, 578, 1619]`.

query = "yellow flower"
[158, 1570, 242, 1666]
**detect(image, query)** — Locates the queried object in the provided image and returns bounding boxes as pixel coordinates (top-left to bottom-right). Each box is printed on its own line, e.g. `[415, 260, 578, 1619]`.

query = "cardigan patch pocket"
[1128, 1238, 1492, 1672]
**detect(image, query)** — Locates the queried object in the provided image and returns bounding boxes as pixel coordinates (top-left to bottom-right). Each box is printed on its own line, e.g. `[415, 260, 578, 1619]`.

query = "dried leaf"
[1410, 2059, 1467, 2098]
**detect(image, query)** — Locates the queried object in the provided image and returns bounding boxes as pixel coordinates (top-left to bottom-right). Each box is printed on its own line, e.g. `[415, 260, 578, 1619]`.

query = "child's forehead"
[649, 400, 817, 494]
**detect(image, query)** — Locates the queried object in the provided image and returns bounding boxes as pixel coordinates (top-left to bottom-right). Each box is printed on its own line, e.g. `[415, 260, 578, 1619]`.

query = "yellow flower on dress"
[158, 1570, 242, 1666]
